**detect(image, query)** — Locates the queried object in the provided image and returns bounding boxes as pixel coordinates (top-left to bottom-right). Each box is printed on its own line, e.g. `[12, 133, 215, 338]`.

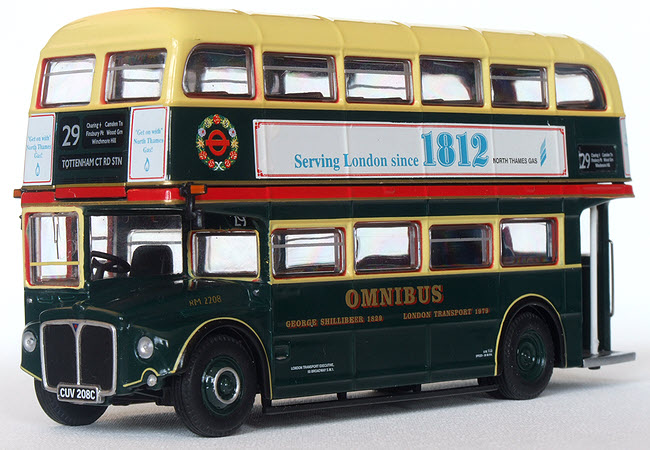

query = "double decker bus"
[18, 8, 635, 437]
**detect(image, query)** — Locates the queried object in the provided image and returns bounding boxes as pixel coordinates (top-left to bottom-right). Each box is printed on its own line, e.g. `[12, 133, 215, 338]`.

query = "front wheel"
[496, 311, 554, 400]
[34, 380, 107, 426]
[173, 335, 256, 437]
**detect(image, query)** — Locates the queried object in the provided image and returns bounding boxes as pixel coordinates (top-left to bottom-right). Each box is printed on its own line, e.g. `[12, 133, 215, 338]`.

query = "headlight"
[137, 336, 154, 360]
[22, 330, 37, 353]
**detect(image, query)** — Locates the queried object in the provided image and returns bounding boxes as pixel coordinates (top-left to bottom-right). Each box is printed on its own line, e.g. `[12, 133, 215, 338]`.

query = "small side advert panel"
[128, 106, 170, 183]
[24, 114, 55, 186]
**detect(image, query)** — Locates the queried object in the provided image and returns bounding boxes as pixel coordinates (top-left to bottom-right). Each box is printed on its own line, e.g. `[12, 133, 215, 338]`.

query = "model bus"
[18, 8, 635, 437]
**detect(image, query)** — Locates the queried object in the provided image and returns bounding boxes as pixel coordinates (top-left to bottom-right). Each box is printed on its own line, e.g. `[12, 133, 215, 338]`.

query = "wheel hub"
[201, 357, 243, 414]
[516, 330, 546, 381]
[214, 367, 241, 405]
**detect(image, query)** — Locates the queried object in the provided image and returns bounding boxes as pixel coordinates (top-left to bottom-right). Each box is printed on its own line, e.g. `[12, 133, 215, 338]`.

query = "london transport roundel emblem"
[195, 114, 239, 171]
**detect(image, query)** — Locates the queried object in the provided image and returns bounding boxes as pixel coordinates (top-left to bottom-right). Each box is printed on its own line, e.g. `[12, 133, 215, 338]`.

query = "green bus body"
[20, 105, 631, 434]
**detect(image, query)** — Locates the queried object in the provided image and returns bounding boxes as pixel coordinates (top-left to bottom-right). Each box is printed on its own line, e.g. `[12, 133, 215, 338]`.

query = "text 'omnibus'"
[17, 8, 635, 437]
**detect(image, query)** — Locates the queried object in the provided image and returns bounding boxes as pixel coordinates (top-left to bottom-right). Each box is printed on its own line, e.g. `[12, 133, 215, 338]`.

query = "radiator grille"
[41, 321, 117, 395]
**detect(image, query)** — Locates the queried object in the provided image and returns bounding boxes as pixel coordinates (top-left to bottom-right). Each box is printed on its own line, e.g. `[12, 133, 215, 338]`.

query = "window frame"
[262, 52, 338, 102]
[354, 221, 421, 274]
[500, 218, 558, 268]
[24, 209, 83, 288]
[420, 56, 483, 106]
[40, 55, 96, 108]
[490, 64, 549, 109]
[271, 228, 346, 278]
[190, 229, 260, 278]
[555, 63, 607, 111]
[183, 44, 255, 99]
[105, 48, 167, 103]
[344, 56, 414, 105]
[429, 223, 493, 271]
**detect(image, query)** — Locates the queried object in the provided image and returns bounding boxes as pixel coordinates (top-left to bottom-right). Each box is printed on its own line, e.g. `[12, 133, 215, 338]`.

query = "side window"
[420, 57, 482, 105]
[27, 212, 80, 286]
[41, 56, 95, 107]
[501, 218, 557, 267]
[355, 222, 420, 273]
[263, 53, 336, 101]
[430, 224, 492, 270]
[192, 231, 258, 277]
[184, 45, 254, 98]
[555, 64, 606, 110]
[105, 49, 167, 102]
[272, 228, 345, 277]
[491, 65, 548, 108]
[345, 57, 412, 104]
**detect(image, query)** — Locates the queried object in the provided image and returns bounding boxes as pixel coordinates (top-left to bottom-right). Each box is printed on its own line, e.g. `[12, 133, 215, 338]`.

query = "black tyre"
[496, 311, 554, 400]
[34, 380, 107, 426]
[173, 335, 256, 437]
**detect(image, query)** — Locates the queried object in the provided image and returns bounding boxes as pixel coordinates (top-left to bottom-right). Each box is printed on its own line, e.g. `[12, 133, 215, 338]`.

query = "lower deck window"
[192, 231, 258, 277]
[27, 212, 80, 286]
[430, 224, 492, 270]
[272, 228, 345, 277]
[354, 222, 420, 273]
[501, 219, 557, 267]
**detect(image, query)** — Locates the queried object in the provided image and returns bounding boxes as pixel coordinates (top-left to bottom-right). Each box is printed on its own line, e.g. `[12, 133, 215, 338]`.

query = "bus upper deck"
[21, 8, 631, 194]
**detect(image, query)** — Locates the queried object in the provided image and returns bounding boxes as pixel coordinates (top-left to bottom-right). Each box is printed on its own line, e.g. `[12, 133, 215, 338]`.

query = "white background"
[1, 1, 648, 447]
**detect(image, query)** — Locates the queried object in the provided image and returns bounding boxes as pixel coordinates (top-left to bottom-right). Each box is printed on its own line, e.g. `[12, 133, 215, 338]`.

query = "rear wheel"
[173, 335, 256, 437]
[496, 311, 554, 400]
[34, 380, 107, 426]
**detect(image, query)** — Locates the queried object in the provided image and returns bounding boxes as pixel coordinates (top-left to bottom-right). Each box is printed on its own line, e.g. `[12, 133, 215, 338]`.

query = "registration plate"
[57, 385, 100, 404]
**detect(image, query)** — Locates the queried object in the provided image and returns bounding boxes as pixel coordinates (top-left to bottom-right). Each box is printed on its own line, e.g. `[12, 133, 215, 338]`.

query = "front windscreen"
[89, 214, 182, 279]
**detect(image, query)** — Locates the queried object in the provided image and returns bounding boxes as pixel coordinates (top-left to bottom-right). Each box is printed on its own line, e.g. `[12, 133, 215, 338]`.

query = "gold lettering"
[286, 319, 318, 329]
[345, 289, 360, 309]
[394, 287, 404, 306]
[361, 289, 379, 308]
[403, 311, 433, 320]
[417, 286, 431, 305]
[432, 285, 444, 303]
[404, 286, 417, 305]
[320, 315, 365, 326]
[345, 285, 444, 310]
[379, 288, 394, 307]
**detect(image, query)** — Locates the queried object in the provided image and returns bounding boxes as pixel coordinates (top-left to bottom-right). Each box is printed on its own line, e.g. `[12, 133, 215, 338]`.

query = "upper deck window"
[420, 57, 482, 106]
[41, 56, 95, 107]
[345, 57, 412, 104]
[555, 64, 606, 110]
[105, 50, 166, 102]
[184, 45, 254, 98]
[263, 53, 336, 101]
[491, 65, 548, 108]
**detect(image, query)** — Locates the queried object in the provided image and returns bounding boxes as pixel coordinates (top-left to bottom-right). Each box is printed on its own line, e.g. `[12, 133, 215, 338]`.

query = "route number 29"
[421, 131, 489, 168]
[61, 124, 80, 147]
